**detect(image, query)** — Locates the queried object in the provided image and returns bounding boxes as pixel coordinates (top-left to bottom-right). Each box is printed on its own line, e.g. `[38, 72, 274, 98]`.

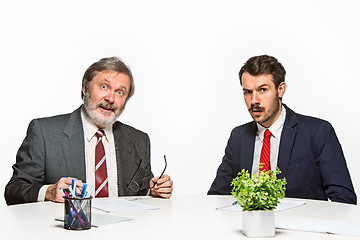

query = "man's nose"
[251, 92, 260, 105]
[104, 91, 115, 103]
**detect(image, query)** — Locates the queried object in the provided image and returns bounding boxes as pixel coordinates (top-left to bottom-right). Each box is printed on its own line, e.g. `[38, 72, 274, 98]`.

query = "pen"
[80, 183, 88, 198]
[71, 209, 90, 228]
[68, 185, 75, 197]
[62, 187, 70, 196]
[72, 179, 77, 196]
[87, 185, 94, 198]
[59, 188, 65, 197]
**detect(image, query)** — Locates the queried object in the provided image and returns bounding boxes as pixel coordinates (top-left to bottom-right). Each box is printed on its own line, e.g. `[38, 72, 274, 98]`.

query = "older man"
[5, 57, 173, 205]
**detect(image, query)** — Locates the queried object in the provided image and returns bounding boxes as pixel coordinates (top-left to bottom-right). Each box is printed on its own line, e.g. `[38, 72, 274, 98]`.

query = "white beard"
[83, 91, 124, 128]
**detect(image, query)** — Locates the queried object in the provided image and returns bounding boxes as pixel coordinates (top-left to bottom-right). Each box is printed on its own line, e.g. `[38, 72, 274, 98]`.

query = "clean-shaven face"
[83, 70, 131, 128]
[242, 72, 286, 128]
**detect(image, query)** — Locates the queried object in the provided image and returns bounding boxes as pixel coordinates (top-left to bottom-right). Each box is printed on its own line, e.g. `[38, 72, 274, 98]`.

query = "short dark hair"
[81, 57, 135, 100]
[238, 55, 286, 88]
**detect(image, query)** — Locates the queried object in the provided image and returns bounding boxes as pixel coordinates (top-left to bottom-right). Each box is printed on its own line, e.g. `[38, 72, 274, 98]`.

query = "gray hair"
[81, 57, 135, 100]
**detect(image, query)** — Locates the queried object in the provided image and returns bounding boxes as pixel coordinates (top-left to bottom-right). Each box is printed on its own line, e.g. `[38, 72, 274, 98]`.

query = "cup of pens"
[64, 195, 92, 230]
[62, 183, 92, 230]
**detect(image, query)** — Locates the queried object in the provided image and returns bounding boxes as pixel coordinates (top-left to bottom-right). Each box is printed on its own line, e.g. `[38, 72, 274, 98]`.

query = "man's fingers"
[55, 189, 65, 203]
[153, 175, 171, 185]
[154, 187, 173, 194]
[150, 175, 173, 199]
[158, 192, 172, 199]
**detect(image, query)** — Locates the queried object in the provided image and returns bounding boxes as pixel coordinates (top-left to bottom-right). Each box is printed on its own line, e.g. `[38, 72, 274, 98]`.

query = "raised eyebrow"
[257, 84, 270, 89]
[103, 79, 128, 92]
[116, 86, 128, 92]
[101, 79, 111, 87]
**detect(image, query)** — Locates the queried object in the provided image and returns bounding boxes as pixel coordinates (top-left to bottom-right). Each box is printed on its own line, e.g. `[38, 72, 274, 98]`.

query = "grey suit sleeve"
[5, 119, 46, 205]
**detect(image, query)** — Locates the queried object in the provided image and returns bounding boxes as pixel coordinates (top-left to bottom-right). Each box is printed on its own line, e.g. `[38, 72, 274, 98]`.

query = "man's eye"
[101, 85, 107, 89]
[117, 91, 123, 95]
[260, 88, 267, 92]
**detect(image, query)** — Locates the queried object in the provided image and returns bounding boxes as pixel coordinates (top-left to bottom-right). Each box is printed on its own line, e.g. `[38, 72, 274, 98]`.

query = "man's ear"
[278, 82, 287, 98]
[82, 84, 86, 96]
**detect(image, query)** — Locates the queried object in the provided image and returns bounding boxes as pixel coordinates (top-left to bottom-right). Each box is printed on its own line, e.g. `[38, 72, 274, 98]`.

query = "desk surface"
[1, 195, 358, 239]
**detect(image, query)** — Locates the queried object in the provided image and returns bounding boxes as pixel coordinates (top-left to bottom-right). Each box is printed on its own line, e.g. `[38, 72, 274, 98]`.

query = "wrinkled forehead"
[242, 73, 276, 89]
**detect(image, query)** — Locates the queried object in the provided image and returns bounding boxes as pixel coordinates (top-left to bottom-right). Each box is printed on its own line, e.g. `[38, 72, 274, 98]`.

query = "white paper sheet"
[55, 213, 135, 227]
[276, 218, 360, 237]
[217, 199, 305, 212]
[92, 198, 160, 212]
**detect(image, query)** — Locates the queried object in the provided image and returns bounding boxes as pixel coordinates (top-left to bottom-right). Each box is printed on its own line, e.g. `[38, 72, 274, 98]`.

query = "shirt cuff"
[38, 185, 51, 202]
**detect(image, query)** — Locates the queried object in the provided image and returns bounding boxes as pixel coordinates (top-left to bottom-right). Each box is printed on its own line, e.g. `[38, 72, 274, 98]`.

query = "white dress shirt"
[251, 105, 286, 177]
[37, 108, 119, 201]
[81, 108, 118, 198]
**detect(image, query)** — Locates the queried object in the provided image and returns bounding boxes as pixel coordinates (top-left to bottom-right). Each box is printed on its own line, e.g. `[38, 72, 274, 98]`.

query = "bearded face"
[82, 70, 130, 128]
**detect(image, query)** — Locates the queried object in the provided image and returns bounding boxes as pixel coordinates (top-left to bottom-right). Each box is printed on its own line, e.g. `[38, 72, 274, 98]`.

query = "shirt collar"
[81, 107, 112, 142]
[256, 104, 286, 140]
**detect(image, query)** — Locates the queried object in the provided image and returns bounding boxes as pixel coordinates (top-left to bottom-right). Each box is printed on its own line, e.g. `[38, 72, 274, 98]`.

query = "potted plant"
[231, 167, 287, 238]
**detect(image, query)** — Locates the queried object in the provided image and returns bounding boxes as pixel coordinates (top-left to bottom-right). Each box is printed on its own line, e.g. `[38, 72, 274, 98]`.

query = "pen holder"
[64, 196, 92, 230]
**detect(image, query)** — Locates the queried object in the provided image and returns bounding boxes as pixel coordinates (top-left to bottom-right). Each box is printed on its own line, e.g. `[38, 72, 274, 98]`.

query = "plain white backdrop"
[0, 0, 359, 206]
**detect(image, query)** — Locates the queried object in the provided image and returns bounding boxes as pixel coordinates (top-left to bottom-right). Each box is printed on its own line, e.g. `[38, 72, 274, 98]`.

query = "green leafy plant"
[231, 168, 287, 211]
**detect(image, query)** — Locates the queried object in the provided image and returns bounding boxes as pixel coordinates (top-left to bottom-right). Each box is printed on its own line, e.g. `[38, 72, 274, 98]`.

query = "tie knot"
[95, 129, 105, 139]
[264, 129, 272, 139]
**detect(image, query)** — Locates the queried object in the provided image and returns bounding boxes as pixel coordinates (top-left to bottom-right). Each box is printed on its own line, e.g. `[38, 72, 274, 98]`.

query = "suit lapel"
[113, 122, 132, 196]
[241, 122, 257, 173]
[61, 107, 86, 181]
[277, 105, 298, 179]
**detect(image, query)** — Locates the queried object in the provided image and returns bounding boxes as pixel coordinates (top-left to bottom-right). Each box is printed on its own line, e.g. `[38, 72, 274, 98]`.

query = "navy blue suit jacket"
[208, 105, 356, 204]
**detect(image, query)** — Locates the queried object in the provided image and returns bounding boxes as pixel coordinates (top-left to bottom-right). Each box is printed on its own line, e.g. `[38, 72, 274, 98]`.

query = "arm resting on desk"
[5, 120, 48, 205]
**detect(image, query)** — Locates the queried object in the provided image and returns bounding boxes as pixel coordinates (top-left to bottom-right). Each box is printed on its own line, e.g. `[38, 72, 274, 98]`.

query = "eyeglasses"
[150, 155, 167, 189]
[127, 155, 167, 192]
[126, 158, 144, 192]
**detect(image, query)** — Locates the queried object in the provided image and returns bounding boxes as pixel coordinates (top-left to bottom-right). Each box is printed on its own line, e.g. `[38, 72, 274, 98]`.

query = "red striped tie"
[259, 129, 272, 172]
[95, 129, 109, 198]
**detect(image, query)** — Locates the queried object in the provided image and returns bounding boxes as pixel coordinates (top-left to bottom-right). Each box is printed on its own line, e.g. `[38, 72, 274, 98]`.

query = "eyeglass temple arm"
[126, 158, 143, 187]
[151, 155, 168, 189]
[158, 155, 167, 179]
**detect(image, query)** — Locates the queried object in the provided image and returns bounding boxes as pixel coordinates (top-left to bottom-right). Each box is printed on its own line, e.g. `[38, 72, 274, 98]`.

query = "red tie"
[95, 129, 109, 198]
[259, 129, 272, 172]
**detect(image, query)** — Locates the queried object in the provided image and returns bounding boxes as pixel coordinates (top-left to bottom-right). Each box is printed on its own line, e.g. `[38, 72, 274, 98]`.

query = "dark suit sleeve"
[316, 121, 357, 204]
[138, 133, 154, 196]
[208, 130, 236, 195]
[4, 120, 46, 205]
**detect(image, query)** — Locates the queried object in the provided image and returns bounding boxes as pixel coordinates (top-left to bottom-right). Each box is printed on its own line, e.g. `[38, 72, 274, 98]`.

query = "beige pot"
[242, 210, 275, 237]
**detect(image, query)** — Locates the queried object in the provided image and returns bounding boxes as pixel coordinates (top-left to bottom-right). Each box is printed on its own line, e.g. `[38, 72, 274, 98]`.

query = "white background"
[0, 0, 359, 206]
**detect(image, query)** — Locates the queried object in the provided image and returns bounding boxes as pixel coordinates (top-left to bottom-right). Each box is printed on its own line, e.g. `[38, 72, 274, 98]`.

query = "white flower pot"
[242, 210, 275, 238]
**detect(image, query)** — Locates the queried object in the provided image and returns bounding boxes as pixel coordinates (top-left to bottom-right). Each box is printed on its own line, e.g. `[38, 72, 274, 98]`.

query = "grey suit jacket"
[5, 106, 153, 205]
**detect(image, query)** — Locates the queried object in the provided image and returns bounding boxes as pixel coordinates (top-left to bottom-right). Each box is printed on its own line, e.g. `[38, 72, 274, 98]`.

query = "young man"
[5, 57, 173, 205]
[208, 55, 356, 204]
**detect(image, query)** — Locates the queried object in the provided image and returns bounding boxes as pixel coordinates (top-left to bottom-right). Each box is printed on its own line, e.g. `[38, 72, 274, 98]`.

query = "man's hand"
[45, 177, 83, 203]
[149, 174, 173, 199]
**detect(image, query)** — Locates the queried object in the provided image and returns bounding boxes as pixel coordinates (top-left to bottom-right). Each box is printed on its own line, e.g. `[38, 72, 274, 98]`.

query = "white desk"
[0, 195, 358, 239]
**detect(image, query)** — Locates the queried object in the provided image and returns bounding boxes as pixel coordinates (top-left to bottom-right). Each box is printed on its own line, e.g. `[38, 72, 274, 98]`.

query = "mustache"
[97, 101, 117, 111]
[249, 104, 264, 112]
